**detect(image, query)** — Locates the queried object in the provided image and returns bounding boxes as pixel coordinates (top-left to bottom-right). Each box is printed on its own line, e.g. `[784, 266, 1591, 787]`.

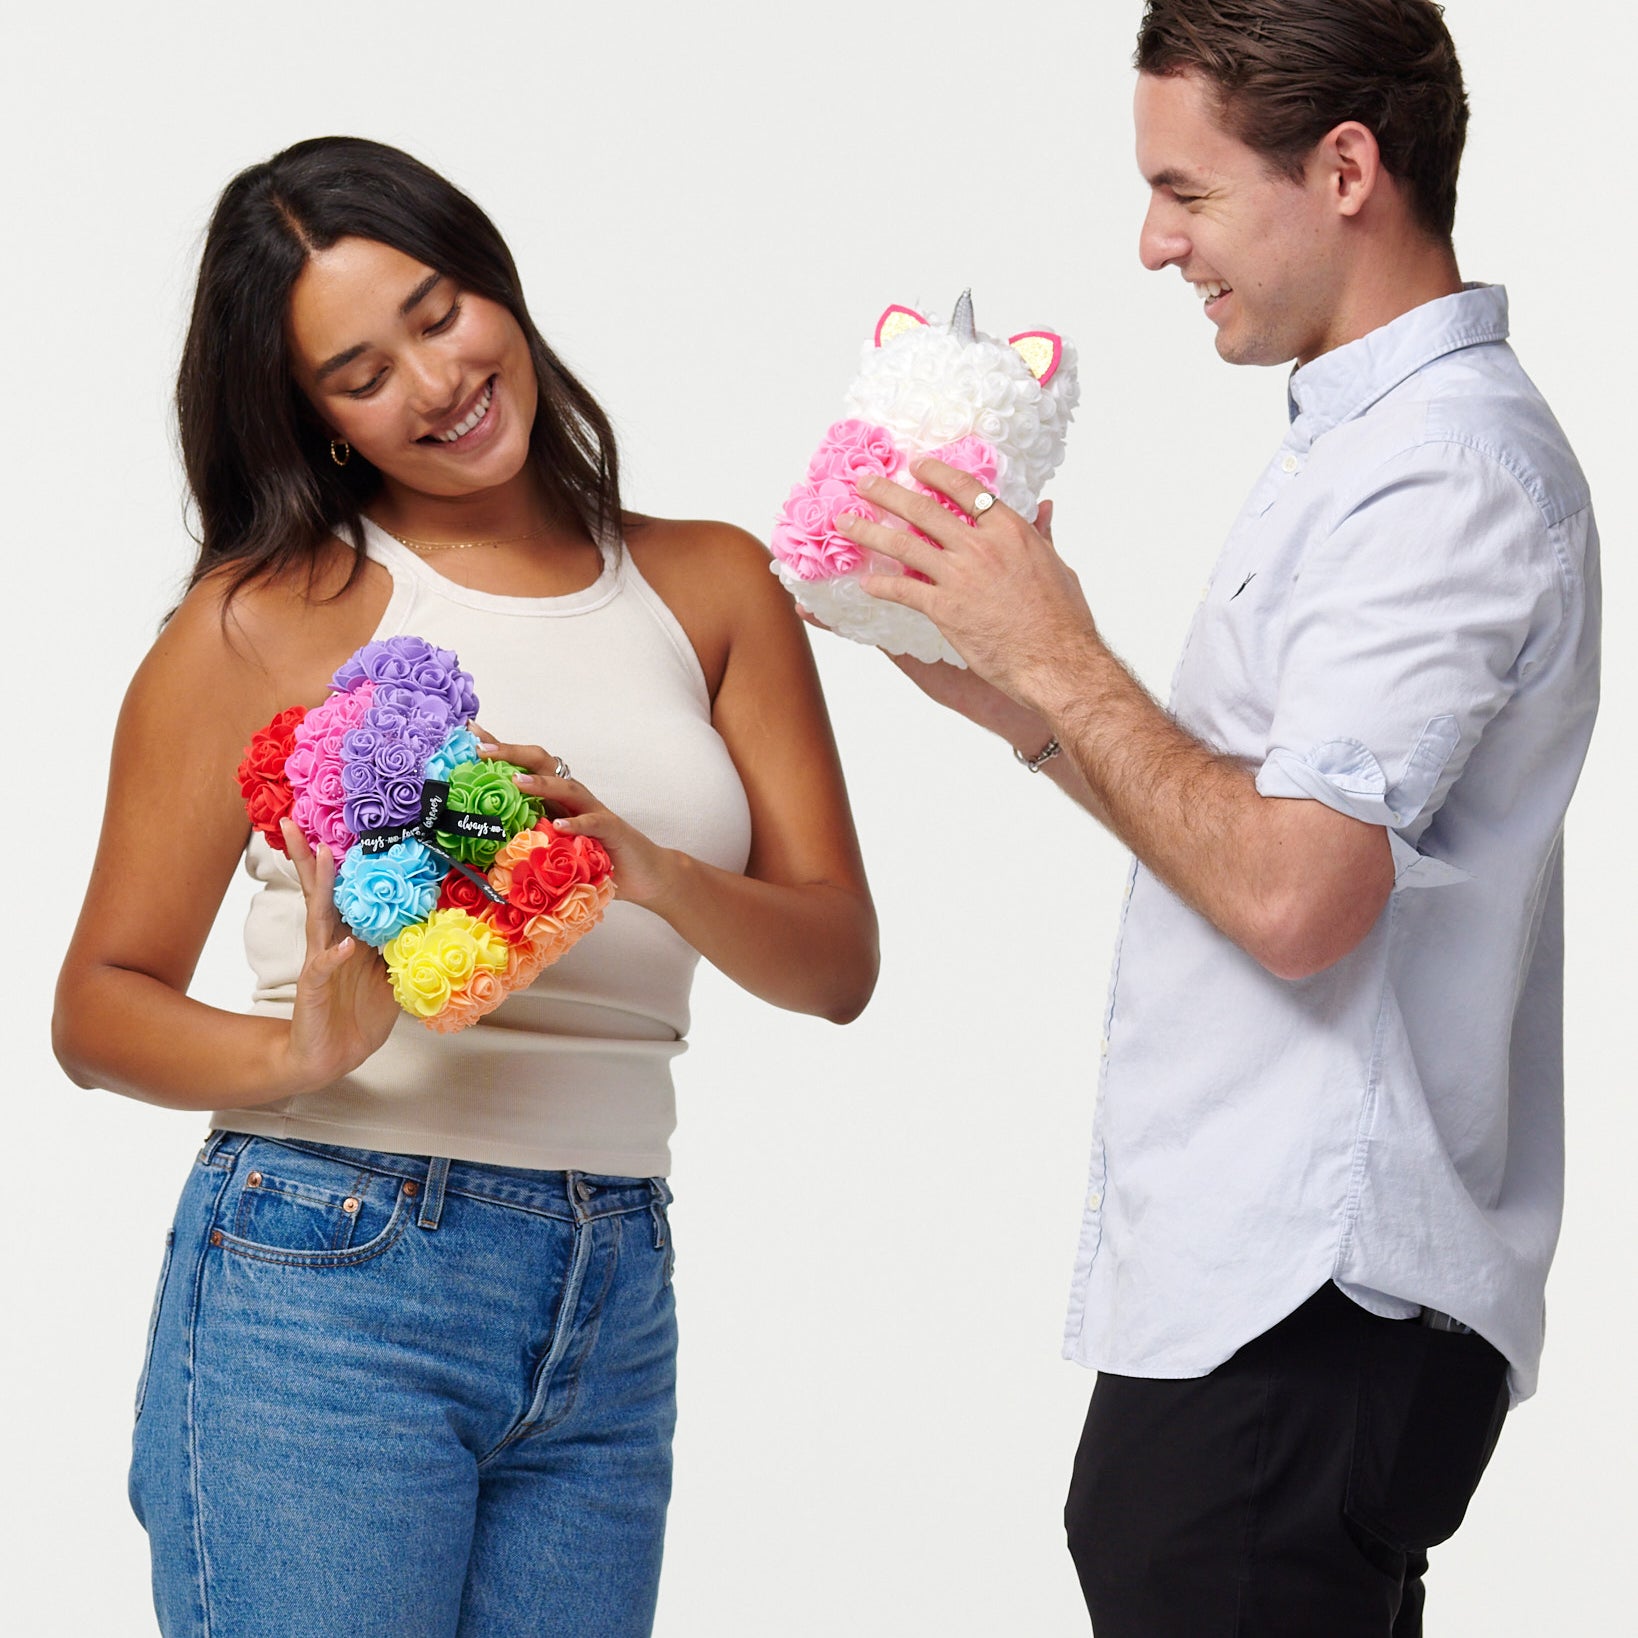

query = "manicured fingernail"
[552, 818, 571, 830]
[836, 513, 858, 529]
[513, 772, 531, 785]
[477, 742, 499, 754]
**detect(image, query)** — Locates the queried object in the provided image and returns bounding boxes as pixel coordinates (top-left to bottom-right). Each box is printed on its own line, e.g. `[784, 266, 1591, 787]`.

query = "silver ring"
[552, 756, 571, 781]
[971, 490, 998, 518]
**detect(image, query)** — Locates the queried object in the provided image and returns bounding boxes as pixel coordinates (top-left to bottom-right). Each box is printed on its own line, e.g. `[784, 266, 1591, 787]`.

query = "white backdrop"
[5, 2, 1632, 1632]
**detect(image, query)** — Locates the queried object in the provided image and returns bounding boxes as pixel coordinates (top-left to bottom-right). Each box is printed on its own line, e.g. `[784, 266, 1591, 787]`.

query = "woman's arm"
[500, 521, 879, 1024]
[52, 563, 399, 1109]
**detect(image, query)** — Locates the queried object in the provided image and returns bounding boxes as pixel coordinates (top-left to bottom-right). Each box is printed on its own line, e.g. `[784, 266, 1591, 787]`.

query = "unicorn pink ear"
[875, 305, 929, 348]
[1009, 331, 1064, 385]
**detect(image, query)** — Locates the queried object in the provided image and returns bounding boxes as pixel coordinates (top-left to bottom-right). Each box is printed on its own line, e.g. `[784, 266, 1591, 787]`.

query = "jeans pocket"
[1344, 1322, 1509, 1553]
[134, 1230, 175, 1423]
[218, 1144, 410, 1268]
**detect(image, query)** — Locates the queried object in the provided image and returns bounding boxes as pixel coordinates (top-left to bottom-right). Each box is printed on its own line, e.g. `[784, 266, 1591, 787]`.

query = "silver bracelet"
[1013, 735, 1062, 774]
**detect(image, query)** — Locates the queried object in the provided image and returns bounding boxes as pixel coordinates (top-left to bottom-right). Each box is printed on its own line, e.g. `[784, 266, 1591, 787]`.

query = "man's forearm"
[881, 648, 1111, 820]
[1005, 718, 1111, 824]
[841, 467, 1393, 976]
[1017, 632, 1389, 979]
[1021, 633, 1270, 933]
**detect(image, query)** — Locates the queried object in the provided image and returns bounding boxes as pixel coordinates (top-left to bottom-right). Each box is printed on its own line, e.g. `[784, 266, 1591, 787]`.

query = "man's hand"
[839, 463, 1392, 979]
[836, 462, 1097, 709]
[874, 497, 1059, 746]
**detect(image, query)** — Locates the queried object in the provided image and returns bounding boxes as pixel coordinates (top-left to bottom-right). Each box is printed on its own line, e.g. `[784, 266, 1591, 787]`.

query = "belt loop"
[1416, 1306, 1473, 1335]
[417, 1157, 451, 1230]
[648, 1178, 671, 1251]
[568, 1170, 596, 1223]
[198, 1130, 244, 1167]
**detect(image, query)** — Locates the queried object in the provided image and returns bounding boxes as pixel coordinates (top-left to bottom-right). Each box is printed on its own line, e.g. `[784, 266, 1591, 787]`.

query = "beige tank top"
[217, 521, 753, 1175]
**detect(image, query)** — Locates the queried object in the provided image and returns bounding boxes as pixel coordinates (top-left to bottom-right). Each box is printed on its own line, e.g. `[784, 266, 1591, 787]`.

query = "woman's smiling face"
[287, 236, 538, 499]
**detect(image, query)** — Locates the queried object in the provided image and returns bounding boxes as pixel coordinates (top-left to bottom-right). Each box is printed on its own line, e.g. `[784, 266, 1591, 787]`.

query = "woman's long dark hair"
[177, 136, 622, 607]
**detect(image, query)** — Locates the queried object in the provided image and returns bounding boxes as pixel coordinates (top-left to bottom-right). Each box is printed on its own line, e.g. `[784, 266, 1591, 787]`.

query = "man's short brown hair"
[1135, 0, 1469, 241]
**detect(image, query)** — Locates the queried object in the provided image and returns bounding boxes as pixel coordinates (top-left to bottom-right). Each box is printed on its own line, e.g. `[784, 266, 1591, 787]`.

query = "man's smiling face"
[1134, 69, 1346, 368]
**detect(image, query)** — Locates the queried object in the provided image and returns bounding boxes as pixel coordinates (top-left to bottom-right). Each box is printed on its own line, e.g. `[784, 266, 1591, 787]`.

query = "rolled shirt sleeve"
[1254, 440, 1563, 887]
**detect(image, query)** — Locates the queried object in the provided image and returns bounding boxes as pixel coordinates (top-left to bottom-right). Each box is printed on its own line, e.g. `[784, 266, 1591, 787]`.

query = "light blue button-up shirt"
[1063, 286, 1600, 1400]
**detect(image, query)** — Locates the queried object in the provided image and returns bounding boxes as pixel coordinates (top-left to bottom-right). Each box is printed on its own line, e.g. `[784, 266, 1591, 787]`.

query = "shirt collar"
[1285, 283, 1510, 432]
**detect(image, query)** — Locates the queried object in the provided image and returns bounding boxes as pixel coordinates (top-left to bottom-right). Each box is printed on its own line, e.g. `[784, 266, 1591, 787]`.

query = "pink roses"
[769, 418, 999, 583]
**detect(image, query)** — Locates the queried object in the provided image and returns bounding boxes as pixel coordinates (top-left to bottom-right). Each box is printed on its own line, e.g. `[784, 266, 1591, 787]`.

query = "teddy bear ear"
[874, 305, 929, 348]
[1008, 331, 1064, 385]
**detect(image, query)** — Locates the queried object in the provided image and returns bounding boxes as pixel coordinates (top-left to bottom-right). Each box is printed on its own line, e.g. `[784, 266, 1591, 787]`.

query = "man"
[831, 1, 1600, 1632]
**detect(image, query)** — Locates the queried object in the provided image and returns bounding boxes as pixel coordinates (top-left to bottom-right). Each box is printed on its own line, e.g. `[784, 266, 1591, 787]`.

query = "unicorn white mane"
[771, 294, 1080, 665]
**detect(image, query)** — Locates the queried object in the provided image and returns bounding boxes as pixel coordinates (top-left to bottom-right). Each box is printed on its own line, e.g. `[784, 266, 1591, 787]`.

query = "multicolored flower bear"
[236, 635, 614, 1033]
[770, 292, 1080, 666]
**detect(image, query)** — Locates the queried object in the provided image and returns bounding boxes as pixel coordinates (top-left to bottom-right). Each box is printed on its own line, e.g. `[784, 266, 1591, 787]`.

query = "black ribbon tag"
[359, 780, 452, 855]
[356, 779, 505, 903]
[440, 809, 513, 844]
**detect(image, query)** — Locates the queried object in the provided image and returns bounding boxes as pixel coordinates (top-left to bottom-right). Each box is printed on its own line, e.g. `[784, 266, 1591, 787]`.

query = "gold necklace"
[379, 523, 553, 555]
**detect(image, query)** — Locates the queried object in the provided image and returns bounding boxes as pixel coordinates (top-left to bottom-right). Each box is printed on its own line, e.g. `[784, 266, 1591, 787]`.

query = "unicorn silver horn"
[950, 289, 976, 343]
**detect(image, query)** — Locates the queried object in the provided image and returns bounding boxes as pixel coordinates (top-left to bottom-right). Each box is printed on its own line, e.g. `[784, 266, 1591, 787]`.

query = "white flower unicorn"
[770, 292, 1080, 666]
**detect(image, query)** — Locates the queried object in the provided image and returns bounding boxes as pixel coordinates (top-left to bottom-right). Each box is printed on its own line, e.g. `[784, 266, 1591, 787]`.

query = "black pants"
[1064, 1284, 1509, 1636]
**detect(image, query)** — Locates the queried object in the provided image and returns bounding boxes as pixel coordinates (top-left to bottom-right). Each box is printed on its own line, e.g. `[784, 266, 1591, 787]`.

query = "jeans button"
[574, 1180, 593, 1203]
[342, 1197, 360, 1215]
[246, 1171, 262, 1188]
[402, 1180, 420, 1198]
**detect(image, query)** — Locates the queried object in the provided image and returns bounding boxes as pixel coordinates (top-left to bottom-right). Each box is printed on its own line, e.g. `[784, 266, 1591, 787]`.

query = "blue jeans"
[130, 1132, 678, 1637]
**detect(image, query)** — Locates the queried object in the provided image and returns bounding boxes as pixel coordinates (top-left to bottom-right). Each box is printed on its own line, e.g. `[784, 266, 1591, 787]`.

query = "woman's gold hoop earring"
[330, 438, 352, 467]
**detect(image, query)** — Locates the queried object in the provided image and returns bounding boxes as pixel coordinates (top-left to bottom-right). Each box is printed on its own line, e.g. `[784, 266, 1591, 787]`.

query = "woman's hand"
[276, 819, 400, 1093]
[477, 739, 681, 912]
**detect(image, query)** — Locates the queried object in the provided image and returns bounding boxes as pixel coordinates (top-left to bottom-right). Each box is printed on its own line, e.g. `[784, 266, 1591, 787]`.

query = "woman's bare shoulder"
[624, 514, 793, 626]
[141, 541, 390, 729]
[623, 516, 795, 697]
[624, 514, 773, 582]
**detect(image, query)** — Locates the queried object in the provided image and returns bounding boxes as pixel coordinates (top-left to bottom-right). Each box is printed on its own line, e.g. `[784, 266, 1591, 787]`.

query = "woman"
[52, 136, 877, 1637]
